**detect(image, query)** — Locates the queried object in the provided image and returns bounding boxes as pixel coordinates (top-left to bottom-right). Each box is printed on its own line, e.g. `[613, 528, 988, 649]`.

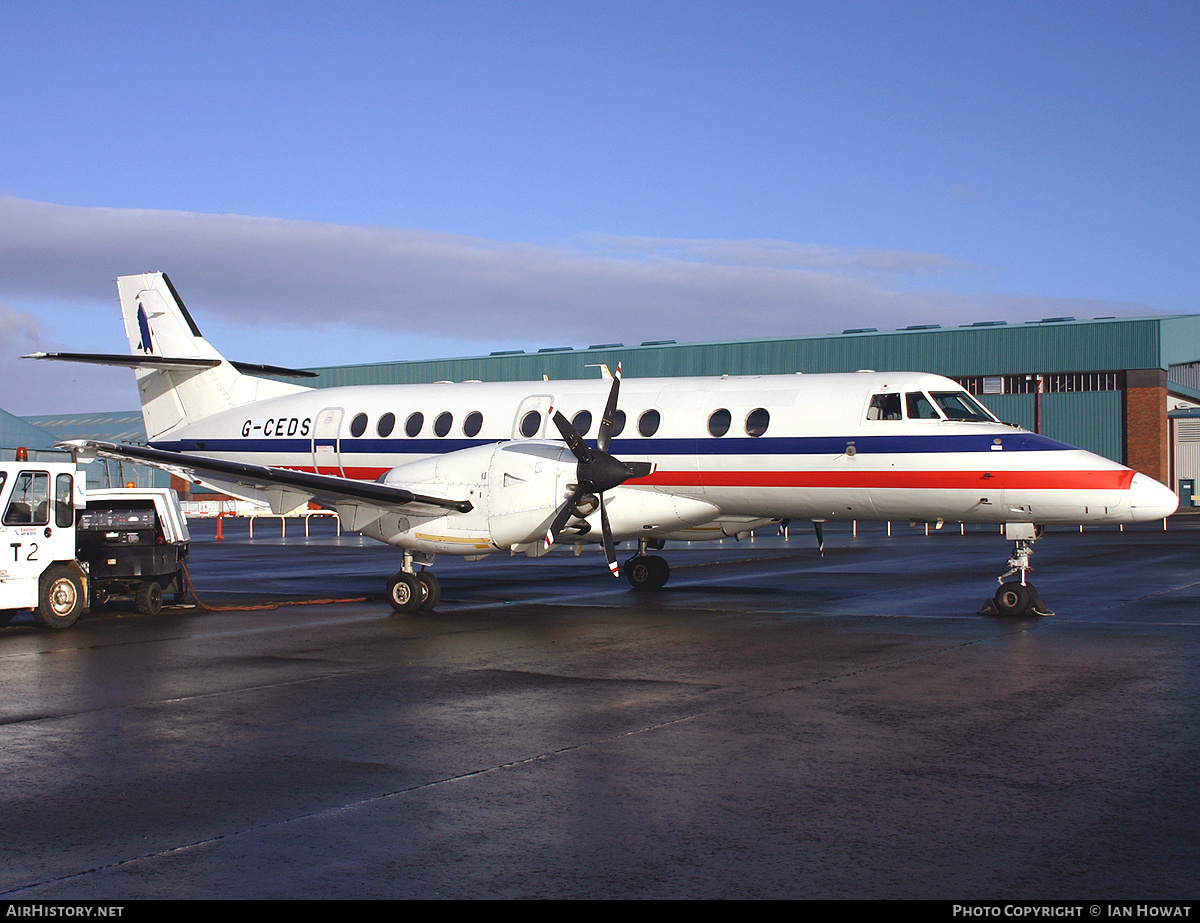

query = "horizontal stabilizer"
[25, 351, 318, 379]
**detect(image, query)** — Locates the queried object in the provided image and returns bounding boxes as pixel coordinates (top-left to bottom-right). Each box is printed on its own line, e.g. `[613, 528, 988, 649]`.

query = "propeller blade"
[813, 520, 825, 557]
[545, 489, 583, 548]
[551, 409, 594, 464]
[600, 495, 619, 576]
[596, 362, 622, 453]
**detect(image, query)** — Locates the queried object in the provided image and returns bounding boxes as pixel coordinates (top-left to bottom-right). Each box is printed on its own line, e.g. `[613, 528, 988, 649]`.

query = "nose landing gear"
[981, 523, 1054, 617]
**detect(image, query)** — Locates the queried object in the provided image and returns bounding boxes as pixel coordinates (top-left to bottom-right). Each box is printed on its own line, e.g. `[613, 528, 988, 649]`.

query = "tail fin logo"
[136, 302, 154, 353]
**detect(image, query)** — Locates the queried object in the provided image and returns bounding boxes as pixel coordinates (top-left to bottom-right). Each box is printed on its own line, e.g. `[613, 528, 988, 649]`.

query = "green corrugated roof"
[20, 411, 146, 444]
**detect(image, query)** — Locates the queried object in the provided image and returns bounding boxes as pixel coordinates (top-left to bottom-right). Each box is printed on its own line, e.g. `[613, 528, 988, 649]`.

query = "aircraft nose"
[1129, 472, 1179, 521]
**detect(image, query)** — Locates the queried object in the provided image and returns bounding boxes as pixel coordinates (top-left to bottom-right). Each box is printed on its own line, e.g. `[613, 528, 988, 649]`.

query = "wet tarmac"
[2, 516, 1199, 899]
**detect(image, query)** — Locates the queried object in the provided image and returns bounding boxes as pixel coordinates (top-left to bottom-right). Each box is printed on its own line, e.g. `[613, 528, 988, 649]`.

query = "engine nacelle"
[367, 441, 574, 554]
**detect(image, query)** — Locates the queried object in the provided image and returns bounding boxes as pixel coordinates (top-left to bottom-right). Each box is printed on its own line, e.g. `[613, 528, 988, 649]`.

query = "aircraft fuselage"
[145, 369, 1174, 551]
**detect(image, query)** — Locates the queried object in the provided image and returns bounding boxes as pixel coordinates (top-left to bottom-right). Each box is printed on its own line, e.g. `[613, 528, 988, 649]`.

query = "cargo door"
[312, 408, 345, 476]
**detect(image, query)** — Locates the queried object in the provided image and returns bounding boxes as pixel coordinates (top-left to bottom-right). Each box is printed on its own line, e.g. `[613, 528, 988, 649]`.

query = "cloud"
[0, 196, 1158, 416]
[583, 234, 976, 276]
[0, 301, 42, 350]
[0, 300, 135, 416]
[0, 196, 986, 345]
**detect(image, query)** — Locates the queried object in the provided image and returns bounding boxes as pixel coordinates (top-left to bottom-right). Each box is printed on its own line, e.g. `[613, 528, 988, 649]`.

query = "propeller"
[544, 363, 652, 576]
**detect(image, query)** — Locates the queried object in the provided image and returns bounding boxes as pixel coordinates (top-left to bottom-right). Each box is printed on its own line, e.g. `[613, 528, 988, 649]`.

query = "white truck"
[0, 456, 190, 629]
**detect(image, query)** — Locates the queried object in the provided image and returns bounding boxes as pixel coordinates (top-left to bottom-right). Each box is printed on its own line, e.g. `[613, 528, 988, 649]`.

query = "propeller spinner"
[544, 364, 652, 575]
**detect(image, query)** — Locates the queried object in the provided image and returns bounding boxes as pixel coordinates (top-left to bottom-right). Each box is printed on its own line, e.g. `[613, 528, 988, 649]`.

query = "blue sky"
[1, 1, 1197, 414]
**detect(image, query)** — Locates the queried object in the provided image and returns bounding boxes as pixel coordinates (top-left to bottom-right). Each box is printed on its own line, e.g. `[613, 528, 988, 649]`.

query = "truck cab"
[0, 460, 87, 628]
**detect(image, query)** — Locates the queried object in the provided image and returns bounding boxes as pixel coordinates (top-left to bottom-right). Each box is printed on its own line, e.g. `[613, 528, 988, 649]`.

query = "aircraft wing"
[60, 440, 473, 520]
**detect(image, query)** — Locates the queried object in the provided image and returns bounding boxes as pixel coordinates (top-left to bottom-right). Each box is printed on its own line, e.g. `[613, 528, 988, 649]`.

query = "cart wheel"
[136, 581, 164, 616]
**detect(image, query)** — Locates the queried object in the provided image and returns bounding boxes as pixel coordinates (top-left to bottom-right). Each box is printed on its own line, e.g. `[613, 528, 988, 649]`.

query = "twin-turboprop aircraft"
[31, 272, 1179, 617]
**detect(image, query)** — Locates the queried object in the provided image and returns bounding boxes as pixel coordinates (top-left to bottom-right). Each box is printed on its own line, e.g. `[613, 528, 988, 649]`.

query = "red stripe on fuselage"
[635, 469, 1135, 491]
[293, 466, 1134, 492]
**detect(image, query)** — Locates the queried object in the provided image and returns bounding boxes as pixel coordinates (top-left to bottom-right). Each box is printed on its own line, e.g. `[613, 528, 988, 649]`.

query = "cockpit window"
[931, 391, 995, 422]
[4, 471, 48, 525]
[906, 392, 941, 419]
[866, 393, 902, 421]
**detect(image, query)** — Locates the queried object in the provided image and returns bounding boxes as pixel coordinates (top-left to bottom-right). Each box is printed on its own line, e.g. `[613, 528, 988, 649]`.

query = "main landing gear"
[625, 538, 670, 591]
[980, 523, 1055, 618]
[388, 551, 441, 613]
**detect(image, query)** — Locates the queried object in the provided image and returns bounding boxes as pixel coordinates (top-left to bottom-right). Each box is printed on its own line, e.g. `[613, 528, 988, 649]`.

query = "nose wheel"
[981, 524, 1054, 617]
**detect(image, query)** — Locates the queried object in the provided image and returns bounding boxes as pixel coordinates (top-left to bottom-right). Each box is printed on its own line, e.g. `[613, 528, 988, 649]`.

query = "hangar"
[17, 312, 1200, 502]
[302, 313, 1200, 496]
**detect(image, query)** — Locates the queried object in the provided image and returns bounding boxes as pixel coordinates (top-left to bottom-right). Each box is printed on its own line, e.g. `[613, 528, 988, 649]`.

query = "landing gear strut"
[625, 538, 670, 591]
[981, 523, 1054, 618]
[388, 551, 441, 613]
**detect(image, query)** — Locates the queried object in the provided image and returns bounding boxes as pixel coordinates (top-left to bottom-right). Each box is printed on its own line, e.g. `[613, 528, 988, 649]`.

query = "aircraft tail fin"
[116, 272, 311, 440]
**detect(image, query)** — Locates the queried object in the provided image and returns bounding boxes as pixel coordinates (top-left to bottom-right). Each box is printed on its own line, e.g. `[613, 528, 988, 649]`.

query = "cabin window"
[405, 412, 424, 437]
[520, 410, 542, 437]
[906, 392, 940, 419]
[610, 410, 626, 438]
[867, 393, 901, 421]
[638, 409, 661, 437]
[572, 410, 592, 436]
[746, 408, 770, 437]
[463, 411, 483, 437]
[434, 412, 453, 437]
[377, 412, 396, 437]
[350, 413, 368, 437]
[708, 408, 731, 437]
[931, 391, 995, 422]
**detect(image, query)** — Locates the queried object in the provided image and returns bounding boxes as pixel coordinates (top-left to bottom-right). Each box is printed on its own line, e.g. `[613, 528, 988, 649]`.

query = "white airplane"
[30, 272, 1179, 617]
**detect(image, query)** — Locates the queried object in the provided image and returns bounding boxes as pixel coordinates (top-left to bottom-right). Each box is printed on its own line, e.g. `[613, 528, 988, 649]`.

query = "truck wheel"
[0, 611, 14, 628]
[36, 566, 84, 629]
[136, 581, 164, 615]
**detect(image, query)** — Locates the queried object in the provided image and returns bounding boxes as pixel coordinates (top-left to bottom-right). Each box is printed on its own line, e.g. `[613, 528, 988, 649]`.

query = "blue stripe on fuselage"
[150, 432, 1076, 458]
